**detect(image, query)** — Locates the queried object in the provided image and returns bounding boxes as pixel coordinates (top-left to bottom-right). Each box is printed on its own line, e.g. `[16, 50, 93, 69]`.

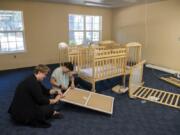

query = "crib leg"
[92, 82, 96, 92]
[123, 75, 126, 87]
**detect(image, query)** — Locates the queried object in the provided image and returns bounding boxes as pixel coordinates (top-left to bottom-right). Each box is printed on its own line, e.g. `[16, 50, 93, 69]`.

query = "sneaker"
[52, 111, 64, 119]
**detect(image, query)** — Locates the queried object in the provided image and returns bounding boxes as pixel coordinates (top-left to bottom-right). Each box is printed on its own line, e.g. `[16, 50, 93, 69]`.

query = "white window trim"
[0, 10, 26, 54]
[68, 14, 102, 45]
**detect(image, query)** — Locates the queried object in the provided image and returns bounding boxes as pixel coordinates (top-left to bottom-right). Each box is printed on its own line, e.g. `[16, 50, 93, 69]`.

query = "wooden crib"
[78, 47, 128, 92]
[58, 42, 142, 92]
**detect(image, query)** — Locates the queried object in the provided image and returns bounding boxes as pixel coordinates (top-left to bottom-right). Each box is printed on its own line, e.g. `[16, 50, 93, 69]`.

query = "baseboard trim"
[0, 63, 59, 73]
[145, 64, 179, 75]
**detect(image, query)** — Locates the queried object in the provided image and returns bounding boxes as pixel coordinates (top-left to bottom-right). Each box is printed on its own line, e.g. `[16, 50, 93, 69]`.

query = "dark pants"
[11, 105, 54, 128]
[39, 105, 54, 119]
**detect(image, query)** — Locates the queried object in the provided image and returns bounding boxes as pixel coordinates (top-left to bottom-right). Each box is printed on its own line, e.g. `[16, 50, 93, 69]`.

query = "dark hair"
[62, 62, 74, 71]
[34, 64, 50, 74]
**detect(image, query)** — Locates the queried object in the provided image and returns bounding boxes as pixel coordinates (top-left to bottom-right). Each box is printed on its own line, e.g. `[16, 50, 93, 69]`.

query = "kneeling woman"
[8, 65, 63, 128]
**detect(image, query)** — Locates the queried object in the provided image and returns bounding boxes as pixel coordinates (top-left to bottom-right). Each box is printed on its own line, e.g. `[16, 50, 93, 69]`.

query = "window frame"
[0, 10, 26, 54]
[68, 14, 102, 45]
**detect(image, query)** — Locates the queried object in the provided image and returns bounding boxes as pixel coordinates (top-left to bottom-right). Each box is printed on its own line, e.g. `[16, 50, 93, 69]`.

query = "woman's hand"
[50, 94, 63, 104]
[70, 83, 75, 89]
[55, 94, 62, 102]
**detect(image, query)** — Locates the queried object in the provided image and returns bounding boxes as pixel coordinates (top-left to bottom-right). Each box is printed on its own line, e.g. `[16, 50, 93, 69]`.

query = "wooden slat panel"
[140, 88, 150, 98]
[172, 95, 177, 106]
[165, 93, 171, 104]
[131, 86, 180, 109]
[157, 91, 162, 99]
[133, 87, 144, 97]
[162, 93, 169, 103]
[170, 94, 175, 105]
[159, 92, 167, 103]
[144, 89, 153, 98]
[177, 97, 180, 107]
[136, 87, 146, 97]
[158, 92, 165, 101]
[132, 87, 142, 96]
[138, 88, 147, 97]
[150, 89, 157, 97]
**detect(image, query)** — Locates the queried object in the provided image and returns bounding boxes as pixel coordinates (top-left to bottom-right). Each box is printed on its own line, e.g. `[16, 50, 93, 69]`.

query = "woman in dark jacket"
[8, 64, 63, 128]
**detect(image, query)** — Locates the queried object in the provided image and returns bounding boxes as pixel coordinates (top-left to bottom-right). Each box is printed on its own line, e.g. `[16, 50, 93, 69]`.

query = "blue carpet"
[0, 65, 180, 135]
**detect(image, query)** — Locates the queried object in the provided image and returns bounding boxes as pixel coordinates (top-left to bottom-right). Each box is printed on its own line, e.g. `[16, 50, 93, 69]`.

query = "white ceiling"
[30, 0, 165, 8]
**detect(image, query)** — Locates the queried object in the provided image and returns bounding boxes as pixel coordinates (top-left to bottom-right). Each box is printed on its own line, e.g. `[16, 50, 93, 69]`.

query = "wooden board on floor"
[160, 76, 180, 88]
[131, 86, 180, 109]
[128, 60, 180, 109]
[61, 88, 114, 115]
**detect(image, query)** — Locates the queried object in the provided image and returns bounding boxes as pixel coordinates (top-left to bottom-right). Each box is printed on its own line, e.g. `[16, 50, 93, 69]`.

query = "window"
[69, 14, 102, 45]
[0, 10, 25, 53]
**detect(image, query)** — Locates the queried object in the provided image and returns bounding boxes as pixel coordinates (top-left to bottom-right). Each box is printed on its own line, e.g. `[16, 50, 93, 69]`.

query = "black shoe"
[76, 84, 82, 89]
